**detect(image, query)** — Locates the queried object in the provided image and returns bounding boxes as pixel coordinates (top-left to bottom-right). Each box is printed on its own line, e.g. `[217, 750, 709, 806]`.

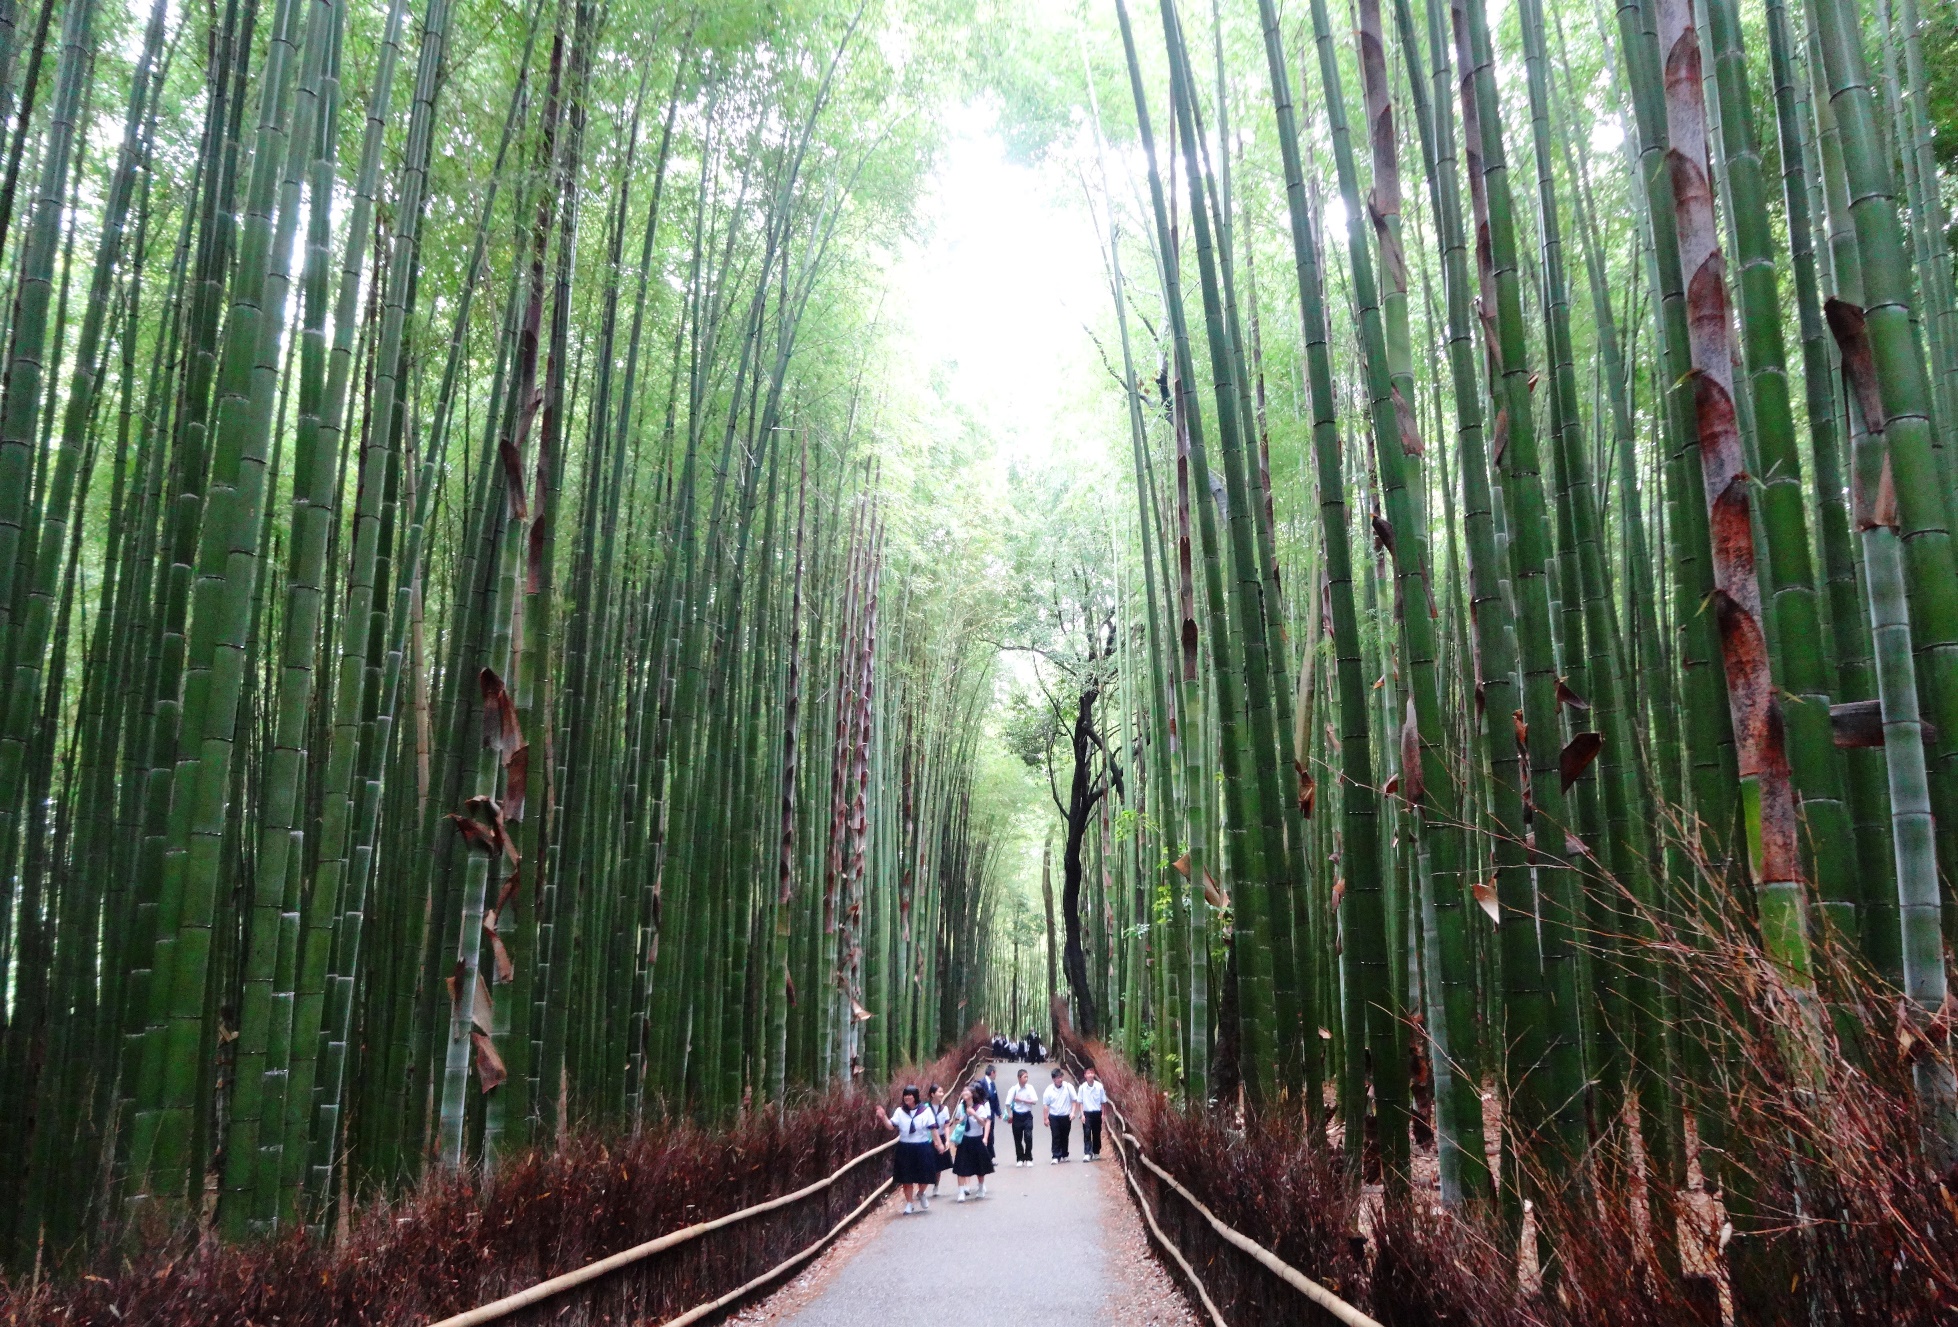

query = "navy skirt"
[953, 1133, 994, 1177]
[894, 1140, 938, 1185]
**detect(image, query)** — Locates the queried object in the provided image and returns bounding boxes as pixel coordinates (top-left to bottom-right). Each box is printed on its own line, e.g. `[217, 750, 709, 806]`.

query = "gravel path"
[737, 1063, 1195, 1327]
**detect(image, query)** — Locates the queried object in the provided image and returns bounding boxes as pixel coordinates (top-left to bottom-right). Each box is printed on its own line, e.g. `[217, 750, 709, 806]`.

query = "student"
[881, 1085, 940, 1214]
[982, 1066, 1003, 1159]
[952, 1083, 994, 1200]
[927, 1084, 953, 1194]
[1078, 1067, 1107, 1161]
[1006, 1068, 1039, 1165]
[1041, 1067, 1077, 1163]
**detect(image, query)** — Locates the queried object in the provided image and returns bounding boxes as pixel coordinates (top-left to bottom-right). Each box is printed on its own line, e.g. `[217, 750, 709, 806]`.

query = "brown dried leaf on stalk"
[1824, 298, 1888, 436]
[1330, 877, 1346, 912]
[526, 515, 547, 594]
[1512, 709, 1529, 751]
[471, 1031, 508, 1093]
[1399, 698, 1425, 803]
[479, 668, 522, 755]
[471, 971, 496, 1036]
[463, 794, 518, 864]
[1830, 699, 1887, 749]
[1872, 452, 1898, 530]
[446, 812, 499, 856]
[503, 744, 529, 821]
[445, 959, 465, 1009]
[498, 442, 529, 522]
[1202, 876, 1230, 911]
[515, 386, 545, 452]
[1391, 385, 1425, 457]
[1472, 878, 1501, 924]
[1370, 191, 1409, 290]
[1297, 762, 1316, 819]
[1491, 406, 1510, 469]
[1555, 677, 1589, 712]
[1560, 732, 1604, 790]
[484, 921, 515, 985]
[1372, 515, 1397, 558]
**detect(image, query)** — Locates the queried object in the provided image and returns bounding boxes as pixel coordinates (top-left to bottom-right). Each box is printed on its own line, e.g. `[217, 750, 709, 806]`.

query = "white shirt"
[1079, 1080, 1107, 1112]
[1042, 1082, 1077, 1116]
[891, 1105, 938, 1144]
[1008, 1083, 1039, 1113]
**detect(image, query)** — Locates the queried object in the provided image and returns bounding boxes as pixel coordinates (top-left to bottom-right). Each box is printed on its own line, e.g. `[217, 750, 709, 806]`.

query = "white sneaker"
[1049, 1157, 1058, 1165]
[957, 1191, 967, 1203]
[903, 1203, 915, 1214]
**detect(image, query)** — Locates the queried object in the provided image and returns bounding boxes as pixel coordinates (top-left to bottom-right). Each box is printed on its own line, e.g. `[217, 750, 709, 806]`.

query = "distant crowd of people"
[989, 1032, 1045, 1062]
[877, 1038, 1109, 1215]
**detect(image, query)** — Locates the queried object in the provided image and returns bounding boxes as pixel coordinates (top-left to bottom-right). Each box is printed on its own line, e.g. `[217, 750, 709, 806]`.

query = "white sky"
[887, 101, 1109, 474]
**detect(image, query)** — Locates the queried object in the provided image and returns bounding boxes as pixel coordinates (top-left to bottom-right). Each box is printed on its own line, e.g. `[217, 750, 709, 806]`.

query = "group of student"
[879, 1062, 1110, 1215]
[989, 1032, 1046, 1063]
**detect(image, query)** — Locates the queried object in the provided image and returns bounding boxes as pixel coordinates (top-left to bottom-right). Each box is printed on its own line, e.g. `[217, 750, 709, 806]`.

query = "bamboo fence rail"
[431, 1049, 986, 1327]
[1061, 1045, 1380, 1327]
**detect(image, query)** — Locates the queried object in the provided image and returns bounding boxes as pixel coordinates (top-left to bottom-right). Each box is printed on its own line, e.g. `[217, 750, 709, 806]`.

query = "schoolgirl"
[951, 1082, 994, 1201]
[927, 1083, 953, 1194]
[881, 1085, 940, 1214]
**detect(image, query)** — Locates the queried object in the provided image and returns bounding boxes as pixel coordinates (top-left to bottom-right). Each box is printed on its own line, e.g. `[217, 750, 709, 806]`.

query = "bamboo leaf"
[471, 1031, 508, 1094]
[1391, 384, 1425, 457]
[1399, 697, 1424, 803]
[1559, 732, 1603, 790]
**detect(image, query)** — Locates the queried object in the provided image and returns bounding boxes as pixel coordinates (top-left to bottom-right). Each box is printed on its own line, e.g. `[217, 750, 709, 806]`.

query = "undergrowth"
[1065, 907, 1958, 1327]
[0, 1028, 988, 1326]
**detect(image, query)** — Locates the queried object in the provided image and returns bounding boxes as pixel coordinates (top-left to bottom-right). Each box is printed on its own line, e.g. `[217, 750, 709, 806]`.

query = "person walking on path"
[882, 1086, 941, 1215]
[1006, 1068, 1039, 1165]
[1078, 1068, 1107, 1161]
[982, 1066, 1003, 1160]
[1042, 1067, 1077, 1164]
[952, 1083, 995, 1201]
[926, 1083, 953, 1196]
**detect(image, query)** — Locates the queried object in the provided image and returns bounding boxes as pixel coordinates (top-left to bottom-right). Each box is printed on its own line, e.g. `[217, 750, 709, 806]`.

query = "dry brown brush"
[0, 1029, 989, 1326]
[1064, 896, 1958, 1327]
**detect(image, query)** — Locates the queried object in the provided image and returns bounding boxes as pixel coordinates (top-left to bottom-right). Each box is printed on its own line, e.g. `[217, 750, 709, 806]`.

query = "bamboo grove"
[989, 0, 1958, 1300]
[0, 0, 1031, 1270]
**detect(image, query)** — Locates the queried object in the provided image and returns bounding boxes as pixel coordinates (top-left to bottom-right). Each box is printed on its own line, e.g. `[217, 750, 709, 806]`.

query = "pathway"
[733, 1062, 1194, 1327]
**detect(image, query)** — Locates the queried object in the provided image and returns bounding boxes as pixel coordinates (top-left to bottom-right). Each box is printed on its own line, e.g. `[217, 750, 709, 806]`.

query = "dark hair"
[900, 1084, 920, 1104]
[1051, 1067, 1063, 1078]
[927, 1081, 942, 1095]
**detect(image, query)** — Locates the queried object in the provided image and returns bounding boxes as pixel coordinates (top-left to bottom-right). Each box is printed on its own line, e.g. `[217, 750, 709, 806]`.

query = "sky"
[887, 100, 1109, 475]
[881, 100, 1117, 904]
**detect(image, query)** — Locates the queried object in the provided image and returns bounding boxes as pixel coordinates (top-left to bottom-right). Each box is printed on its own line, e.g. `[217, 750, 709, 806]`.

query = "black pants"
[1082, 1110, 1103, 1157]
[1012, 1112, 1034, 1162]
[1049, 1116, 1072, 1159]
